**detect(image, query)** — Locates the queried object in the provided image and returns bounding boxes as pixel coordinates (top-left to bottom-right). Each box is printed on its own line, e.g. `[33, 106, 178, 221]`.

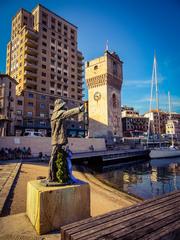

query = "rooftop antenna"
[105, 40, 109, 51]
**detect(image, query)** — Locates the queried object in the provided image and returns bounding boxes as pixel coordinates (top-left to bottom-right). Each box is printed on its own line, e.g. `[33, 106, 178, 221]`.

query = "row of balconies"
[25, 29, 38, 42]
[24, 46, 38, 57]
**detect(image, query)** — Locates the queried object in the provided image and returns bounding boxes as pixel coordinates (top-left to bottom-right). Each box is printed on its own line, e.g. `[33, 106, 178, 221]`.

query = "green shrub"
[55, 149, 70, 183]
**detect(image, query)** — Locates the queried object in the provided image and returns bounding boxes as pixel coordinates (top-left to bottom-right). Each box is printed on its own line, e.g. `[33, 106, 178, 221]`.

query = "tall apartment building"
[6, 4, 84, 135]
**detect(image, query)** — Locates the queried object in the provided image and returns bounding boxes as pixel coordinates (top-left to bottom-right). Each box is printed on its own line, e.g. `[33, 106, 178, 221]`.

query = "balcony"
[25, 54, 37, 62]
[26, 82, 37, 91]
[24, 62, 37, 71]
[78, 69, 83, 74]
[25, 76, 37, 84]
[24, 70, 37, 78]
[77, 85, 84, 90]
[77, 51, 84, 60]
[25, 29, 38, 41]
[0, 105, 4, 110]
[77, 77, 83, 82]
[25, 46, 38, 56]
[78, 93, 85, 98]
[78, 62, 84, 67]
[25, 38, 38, 49]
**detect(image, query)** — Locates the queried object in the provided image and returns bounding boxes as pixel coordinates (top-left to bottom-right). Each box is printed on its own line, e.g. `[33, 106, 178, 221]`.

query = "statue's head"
[53, 99, 66, 112]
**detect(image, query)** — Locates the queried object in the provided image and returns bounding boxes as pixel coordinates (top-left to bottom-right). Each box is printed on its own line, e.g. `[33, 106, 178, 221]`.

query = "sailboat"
[147, 54, 180, 159]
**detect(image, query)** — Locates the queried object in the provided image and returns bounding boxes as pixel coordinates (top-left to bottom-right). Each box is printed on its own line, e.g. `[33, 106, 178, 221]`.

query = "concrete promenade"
[0, 161, 140, 239]
[0, 160, 21, 215]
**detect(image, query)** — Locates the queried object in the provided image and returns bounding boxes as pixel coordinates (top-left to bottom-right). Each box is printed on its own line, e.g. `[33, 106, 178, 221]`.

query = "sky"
[1, 0, 180, 114]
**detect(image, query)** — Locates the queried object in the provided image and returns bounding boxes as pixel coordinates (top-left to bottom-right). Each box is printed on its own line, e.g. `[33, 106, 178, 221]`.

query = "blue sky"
[1, 0, 180, 113]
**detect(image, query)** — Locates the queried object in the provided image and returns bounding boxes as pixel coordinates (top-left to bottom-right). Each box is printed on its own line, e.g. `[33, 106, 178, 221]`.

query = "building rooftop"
[32, 4, 77, 29]
[12, 4, 78, 29]
[0, 74, 18, 84]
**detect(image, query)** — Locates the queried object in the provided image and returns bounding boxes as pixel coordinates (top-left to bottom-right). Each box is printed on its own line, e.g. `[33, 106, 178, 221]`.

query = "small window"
[42, 42, 47, 47]
[28, 93, 33, 98]
[27, 112, 33, 117]
[40, 103, 45, 109]
[40, 113, 45, 118]
[16, 110, 22, 115]
[94, 65, 98, 70]
[40, 121, 46, 126]
[17, 100, 23, 105]
[28, 102, 33, 107]
[42, 49, 46, 54]
[42, 72, 46, 77]
[40, 95, 46, 100]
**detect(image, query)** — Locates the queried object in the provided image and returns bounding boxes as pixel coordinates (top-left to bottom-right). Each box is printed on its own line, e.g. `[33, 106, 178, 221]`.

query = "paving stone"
[0, 161, 21, 214]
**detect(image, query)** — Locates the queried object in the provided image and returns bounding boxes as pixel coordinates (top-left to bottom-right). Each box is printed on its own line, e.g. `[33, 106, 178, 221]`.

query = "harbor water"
[94, 157, 180, 200]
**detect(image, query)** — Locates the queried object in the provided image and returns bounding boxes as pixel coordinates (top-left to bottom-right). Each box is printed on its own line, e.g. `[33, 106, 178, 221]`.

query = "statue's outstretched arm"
[61, 107, 80, 119]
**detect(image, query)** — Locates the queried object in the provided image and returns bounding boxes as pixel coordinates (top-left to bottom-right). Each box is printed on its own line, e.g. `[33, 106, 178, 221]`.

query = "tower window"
[112, 93, 117, 108]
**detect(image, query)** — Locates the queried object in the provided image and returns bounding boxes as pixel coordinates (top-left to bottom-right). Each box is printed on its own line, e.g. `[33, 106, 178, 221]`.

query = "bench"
[61, 190, 180, 240]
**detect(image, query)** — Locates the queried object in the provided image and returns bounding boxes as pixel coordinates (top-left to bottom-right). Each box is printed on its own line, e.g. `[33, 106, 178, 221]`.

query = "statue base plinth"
[26, 180, 90, 235]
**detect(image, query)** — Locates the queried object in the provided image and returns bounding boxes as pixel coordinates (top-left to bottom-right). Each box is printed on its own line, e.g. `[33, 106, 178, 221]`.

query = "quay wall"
[0, 137, 106, 155]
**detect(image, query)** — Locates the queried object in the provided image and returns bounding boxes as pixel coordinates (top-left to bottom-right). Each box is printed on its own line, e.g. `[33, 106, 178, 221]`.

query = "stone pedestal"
[26, 180, 90, 235]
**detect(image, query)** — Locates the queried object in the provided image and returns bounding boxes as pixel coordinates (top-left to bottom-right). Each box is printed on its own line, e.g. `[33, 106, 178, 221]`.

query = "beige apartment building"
[121, 106, 148, 137]
[6, 4, 84, 136]
[144, 110, 168, 134]
[85, 50, 123, 143]
[144, 110, 180, 135]
[0, 74, 17, 136]
[166, 119, 180, 137]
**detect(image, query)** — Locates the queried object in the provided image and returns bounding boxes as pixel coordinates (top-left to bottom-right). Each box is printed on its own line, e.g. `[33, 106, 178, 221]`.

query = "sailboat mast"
[154, 54, 161, 145]
[147, 56, 155, 146]
[168, 91, 171, 119]
[168, 91, 174, 147]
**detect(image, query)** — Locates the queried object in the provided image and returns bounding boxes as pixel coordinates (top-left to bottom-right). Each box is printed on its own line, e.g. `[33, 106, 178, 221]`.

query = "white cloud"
[123, 75, 165, 88]
[128, 93, 180, 113]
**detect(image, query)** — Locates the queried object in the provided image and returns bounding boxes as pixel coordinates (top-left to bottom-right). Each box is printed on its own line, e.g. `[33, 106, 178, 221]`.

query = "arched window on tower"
[112, 93, 117, 108]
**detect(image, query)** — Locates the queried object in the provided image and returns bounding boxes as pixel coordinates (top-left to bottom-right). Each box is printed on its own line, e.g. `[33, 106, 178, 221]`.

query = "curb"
[0, 162, 22, 215]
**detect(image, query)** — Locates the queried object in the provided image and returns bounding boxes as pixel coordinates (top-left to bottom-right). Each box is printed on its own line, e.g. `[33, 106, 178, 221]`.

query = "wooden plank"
[62, 192, 180, 240]
[70, 200, 180, 240]
[112, 211, 180, 240]
[61, 191, 180, 240]
[66, 196, 180, 240]
[141, 219, 180, 240]
[76, 207, 180, 240]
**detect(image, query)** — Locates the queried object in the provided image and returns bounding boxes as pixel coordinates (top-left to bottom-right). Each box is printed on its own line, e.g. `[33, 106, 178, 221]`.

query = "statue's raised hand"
[79, 104, 85, 112]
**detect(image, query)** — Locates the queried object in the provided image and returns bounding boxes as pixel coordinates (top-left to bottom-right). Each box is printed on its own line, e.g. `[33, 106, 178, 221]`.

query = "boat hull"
[150, 149, 180, 159]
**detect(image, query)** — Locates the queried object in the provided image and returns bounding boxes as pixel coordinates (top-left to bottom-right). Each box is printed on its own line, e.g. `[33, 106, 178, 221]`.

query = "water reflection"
[94, 158, 180, 199]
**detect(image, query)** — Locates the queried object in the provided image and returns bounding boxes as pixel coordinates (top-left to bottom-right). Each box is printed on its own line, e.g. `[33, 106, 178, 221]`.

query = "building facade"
[144, 110, 168, 134]
[166, 119, 180, 139]
[144, 110, 180, 135]
[0, 74, 17, 136]
[121, 106, 148, 137]
[6, 4, 84, 135]
[85, 50, 123, 143]
[121, 106, 139, 118]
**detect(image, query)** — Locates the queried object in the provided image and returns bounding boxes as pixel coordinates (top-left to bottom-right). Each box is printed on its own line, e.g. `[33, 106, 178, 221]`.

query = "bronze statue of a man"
[48, 99, 84, 182]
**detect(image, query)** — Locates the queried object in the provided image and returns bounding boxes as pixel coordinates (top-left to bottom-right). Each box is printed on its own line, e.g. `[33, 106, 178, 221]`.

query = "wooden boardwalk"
[61, 190, 180, 240]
